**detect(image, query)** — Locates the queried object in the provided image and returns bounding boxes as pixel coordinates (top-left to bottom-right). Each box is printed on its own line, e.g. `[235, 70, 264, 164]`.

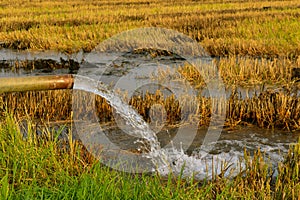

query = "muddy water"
[31, 119, 299, 179]
[0, 49, 81, 76]
[100, 123, 300, 160]
[1, 48, 300, 177]
[1, 48, 295, 97]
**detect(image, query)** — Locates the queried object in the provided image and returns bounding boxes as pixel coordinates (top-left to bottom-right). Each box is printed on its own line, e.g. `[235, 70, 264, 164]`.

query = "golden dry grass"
[1, 0, 300, 87]
[1, 89, 299, 131]
[176, 56, 300, 87]
[0, 0, 299, 57]
[0, 0, 299, 129]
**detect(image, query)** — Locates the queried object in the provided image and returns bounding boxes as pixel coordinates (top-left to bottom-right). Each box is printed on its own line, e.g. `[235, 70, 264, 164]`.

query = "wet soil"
[0, 58, 80, 74]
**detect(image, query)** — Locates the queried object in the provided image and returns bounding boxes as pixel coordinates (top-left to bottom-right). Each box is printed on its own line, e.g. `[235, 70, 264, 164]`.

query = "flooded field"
[1, 0, 300, 198]
[1, 48, 299, 180]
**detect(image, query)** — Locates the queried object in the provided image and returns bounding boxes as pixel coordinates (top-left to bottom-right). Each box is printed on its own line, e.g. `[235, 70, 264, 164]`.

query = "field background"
[0, 0, 299, 58]
[0, 1, 300, 199]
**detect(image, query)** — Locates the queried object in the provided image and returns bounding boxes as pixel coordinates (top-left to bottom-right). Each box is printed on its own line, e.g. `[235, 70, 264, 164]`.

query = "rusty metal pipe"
[0, 74, 74, 93]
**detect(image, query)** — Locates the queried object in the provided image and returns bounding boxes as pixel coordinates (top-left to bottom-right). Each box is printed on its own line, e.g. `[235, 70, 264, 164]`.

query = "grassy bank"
[0, 114, 299, 199]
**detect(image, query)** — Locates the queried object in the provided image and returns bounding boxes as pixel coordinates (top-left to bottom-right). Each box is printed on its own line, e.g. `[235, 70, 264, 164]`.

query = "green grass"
[0, 114, 299, 199]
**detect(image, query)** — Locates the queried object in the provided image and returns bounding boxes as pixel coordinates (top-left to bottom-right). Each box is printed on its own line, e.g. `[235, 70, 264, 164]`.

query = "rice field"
[1, 0, 300, 87]
[0, 0, 300, 198]
[1, 88, 299, 131]
[0, 0, 299, 57]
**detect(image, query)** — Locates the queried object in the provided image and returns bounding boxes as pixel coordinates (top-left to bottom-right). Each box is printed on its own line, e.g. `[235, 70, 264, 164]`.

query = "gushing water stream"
[73, 75, 228, 178]
[73, 75, 172, 174]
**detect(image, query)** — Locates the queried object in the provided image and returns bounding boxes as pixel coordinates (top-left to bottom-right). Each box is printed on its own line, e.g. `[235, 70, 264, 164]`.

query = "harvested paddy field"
[0, 0, 299, 57]
[1, 0, 300, 86]
[0, 0, 300, 199]
[1, 88, 300, 131]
